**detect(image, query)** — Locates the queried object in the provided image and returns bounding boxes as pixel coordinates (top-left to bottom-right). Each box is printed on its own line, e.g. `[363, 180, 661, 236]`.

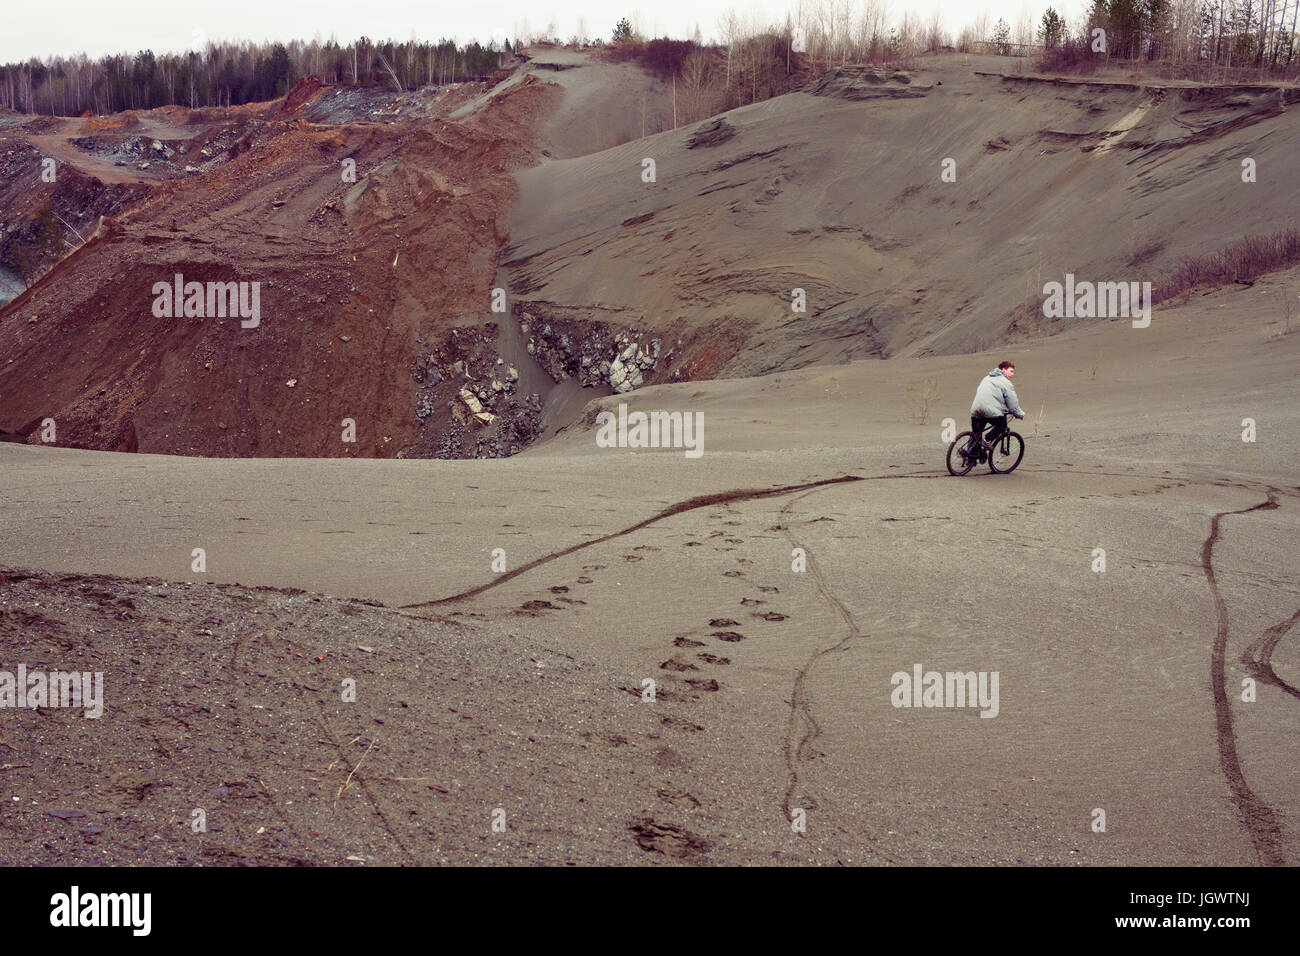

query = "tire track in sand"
[774, 486, 909, 864]
[405, 465, 1290, 862]
[402, 475, 865, 608]
[1201, 488, 1288, 865]
[1241, 606, 1300, 702]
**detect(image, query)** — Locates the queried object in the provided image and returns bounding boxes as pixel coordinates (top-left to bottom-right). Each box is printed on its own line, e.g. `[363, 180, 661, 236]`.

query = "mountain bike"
[946, 418, 1025, 476]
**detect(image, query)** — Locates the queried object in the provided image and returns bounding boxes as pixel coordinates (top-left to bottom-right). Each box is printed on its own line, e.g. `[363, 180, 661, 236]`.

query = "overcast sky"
[4, 0, 1092, 63]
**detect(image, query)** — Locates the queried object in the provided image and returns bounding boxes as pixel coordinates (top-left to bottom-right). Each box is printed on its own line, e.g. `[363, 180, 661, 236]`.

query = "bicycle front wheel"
[988, 431, 1024, 474]
[947, 432, 977, 476]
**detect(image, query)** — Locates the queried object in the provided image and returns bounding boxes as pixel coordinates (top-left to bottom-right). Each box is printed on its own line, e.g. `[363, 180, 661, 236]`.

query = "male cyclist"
[966, 361, 1024, 460]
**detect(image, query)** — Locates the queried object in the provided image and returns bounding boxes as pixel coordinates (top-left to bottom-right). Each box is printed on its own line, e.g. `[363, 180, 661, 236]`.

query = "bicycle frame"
[977, 424, 1010, 452]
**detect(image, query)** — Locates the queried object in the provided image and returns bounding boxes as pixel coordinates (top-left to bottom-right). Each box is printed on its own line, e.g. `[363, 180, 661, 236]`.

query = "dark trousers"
[969, 414, 1006, 452]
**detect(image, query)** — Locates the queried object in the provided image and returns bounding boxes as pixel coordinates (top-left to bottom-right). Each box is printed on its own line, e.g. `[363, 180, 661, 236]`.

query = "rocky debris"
[516, 307, 666, 394]
[277, 75, 325, 119]
[406, 325, 542, 460]
[0, 139, 147, 280]
[686, 117, 736, 149]
[459, 387, 485, 414]
[67, 134, 186, 170]
[804, 67, 932, 101]
[458, 387, 496, 425]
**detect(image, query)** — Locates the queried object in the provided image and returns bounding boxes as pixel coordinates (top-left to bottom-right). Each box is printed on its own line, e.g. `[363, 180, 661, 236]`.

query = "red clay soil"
[0, 75, 560, 457]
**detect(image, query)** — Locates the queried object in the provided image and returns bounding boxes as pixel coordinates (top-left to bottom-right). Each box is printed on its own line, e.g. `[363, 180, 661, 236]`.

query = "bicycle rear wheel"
[988, 431, 1024, 474]
[947, 432, 977, 476]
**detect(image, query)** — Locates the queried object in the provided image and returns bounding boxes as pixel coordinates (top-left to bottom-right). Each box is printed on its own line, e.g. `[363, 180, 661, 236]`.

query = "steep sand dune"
[506, 52, 1300, 375]
[457, 47, 672, 158]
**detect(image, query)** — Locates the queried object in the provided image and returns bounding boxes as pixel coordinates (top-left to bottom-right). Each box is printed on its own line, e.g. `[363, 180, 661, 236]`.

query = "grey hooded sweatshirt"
[970, 369, 1024, 419]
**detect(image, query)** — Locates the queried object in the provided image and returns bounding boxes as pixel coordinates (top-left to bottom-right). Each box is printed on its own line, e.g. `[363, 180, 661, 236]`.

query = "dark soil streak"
[1241, 607, 1300, 701]
[404, 475, 868, 607]
[775, 486, 901, 864]
[1201, 490, 1287, 866]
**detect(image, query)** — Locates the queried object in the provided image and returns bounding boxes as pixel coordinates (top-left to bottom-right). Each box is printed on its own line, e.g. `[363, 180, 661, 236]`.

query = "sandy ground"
[3, 273, 1297, 864]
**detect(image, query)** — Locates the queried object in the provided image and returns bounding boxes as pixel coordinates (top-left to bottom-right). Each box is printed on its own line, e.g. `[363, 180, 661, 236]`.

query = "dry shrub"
[904, 378, 941, 424]
[1152, 228, 1300, 303]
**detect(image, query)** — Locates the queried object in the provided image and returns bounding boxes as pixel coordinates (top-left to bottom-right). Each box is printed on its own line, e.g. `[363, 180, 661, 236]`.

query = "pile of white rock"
[456, 361, 519, 426]
[605, 339, 659, 394]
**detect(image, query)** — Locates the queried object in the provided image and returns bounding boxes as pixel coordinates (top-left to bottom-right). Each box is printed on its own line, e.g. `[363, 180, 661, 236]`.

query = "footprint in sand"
[517, 600, 558, 614]
[576, 576, 594, 584]
[697, 652, 731, 665]
[683, 541, 703, 547]
[549, 586, 569, 594]
[724, 538, 744, 544]
[674, 635, 706, 647]
[653, 746, 686, 769]
[685, 678, 720, 692]
[753, 611, 787, 622]
[580, 732, 631, 748]
[740, 597, 765, 606]
[629, 817, 711, 860]
[660, 716, 704, 733]
[660, 657, 699, 671]
[709, 618, 739, 627]
[711, 631, 745, 642]
[624, 554, 644, 562]
[723, 570, 745, 578]
[657, 788, 702, 810]
[757, 586, 779, 593]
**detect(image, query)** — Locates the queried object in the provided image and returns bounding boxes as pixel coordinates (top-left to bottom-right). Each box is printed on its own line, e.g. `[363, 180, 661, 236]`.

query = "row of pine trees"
[0, 36, 512, 116]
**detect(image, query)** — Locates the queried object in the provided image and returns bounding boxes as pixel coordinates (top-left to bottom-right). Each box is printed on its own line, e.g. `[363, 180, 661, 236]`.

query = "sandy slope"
[2, 275, 1297, 864]
[506, 52, 1300, 372]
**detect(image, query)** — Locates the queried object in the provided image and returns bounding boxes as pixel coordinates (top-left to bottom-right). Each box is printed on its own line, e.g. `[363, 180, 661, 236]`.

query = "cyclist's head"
[998, 360, 1015, 378]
